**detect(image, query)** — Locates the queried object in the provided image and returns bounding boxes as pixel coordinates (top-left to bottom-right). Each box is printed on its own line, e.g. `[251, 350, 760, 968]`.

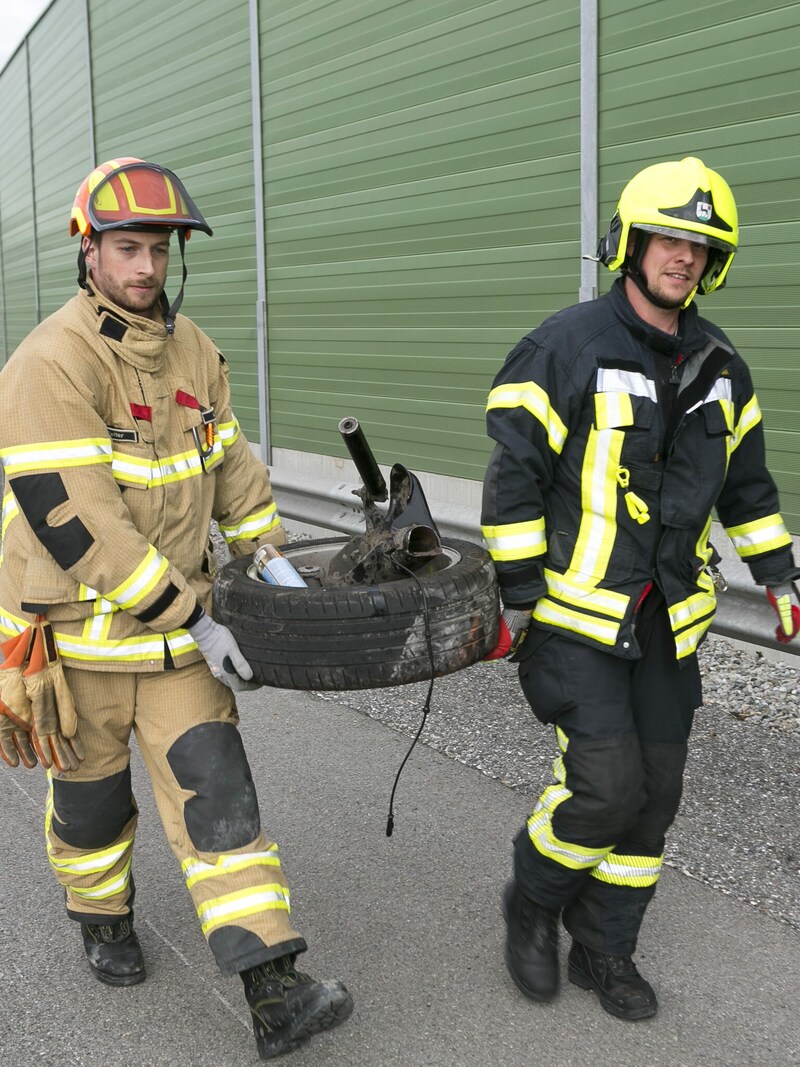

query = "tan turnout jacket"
[0, 287, 284, 670]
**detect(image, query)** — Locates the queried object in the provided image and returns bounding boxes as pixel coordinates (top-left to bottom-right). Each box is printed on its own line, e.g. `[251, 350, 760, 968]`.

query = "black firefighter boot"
[568, 939, 657, 1020]
[502, 880, 560, 1001]
[241, 953, 354, 1060]
[81, 914, 146, 987]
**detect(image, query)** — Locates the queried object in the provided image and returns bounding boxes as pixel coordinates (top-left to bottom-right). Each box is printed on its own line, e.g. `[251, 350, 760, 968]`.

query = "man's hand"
[766, 582, 800, 644]
[483, 607, 532, 661]
[188, 612, 261, 692]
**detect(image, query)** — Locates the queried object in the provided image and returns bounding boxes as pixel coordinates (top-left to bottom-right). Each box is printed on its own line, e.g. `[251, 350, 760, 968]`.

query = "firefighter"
[0, 158, 352, 1060]
[481, 157, 800, 1020]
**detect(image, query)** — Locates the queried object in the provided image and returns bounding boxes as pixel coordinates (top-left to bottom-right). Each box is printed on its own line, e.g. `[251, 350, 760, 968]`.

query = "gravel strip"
[313, 635, 800, 932]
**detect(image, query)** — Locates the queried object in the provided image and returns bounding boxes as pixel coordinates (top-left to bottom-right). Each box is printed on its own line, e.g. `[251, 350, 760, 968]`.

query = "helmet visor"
[633, 223, 734, 254]
[86, 161, 212, 236]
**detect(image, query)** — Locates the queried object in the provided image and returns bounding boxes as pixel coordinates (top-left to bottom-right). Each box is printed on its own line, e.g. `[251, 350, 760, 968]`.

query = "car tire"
[212, 536, 499, 691]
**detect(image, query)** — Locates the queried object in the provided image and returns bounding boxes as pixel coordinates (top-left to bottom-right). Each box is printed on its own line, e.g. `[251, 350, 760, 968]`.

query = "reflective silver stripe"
[482, 519, 547, 561]
[219, 503, 280, 542]
[106, 546, 168, 609]
[182, 847, 281, 889]
[544, 569, 629, 619]
[198, 885, 291, 935]
[69, 861, 132, 900]
[592, 853, 662, 886]
[731, 394, 761, 450]
[596, 367, 656, 402]
[0, 439, 112, 474]
[686, 376, 733, 413]
[727, 514, 791, 557]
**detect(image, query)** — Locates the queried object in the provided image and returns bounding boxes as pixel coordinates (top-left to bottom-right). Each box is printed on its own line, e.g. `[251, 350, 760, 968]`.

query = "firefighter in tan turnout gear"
[0, 158, 352, 1061]
[481, 157, 800, 1020]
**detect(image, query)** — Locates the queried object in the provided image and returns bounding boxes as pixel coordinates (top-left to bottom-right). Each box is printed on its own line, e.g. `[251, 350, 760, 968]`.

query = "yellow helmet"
[597, 156, 738, 296]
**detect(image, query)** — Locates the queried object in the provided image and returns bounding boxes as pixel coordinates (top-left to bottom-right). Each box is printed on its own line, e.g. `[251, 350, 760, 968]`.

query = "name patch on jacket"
[107, 426, 139, 443]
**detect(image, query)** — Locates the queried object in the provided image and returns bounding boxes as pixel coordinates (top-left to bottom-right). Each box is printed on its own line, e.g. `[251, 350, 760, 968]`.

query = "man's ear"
[82, 235, 96, 263]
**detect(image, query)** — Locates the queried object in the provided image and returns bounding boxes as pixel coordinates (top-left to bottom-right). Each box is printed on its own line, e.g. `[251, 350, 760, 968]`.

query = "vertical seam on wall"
[249, 0, 271, 464]
[84, 0, 96, 166]
[580, 0, 598, 303]
[25, 38, 41, 324]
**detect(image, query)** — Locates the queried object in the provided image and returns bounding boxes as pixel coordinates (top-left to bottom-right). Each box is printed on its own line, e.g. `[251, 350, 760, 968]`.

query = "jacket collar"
[608, 278, 708, 357]
[79, 287, 170, 372]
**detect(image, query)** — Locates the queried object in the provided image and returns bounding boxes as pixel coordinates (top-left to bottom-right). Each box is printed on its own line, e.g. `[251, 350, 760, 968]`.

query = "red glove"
[483, 608, 532, 661]
[766, 583, 800, 644]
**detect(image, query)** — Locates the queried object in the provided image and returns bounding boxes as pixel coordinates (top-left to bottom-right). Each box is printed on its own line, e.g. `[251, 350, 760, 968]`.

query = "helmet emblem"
[696, 200, 713, 222]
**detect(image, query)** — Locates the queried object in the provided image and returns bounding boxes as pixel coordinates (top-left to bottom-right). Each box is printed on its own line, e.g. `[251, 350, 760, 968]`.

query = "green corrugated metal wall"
[597, 0, 800, 530]
[260, 0, 580, 480]
[0, 47, 37, 355]
[0, 0, 799, 526]
[30, 0, 92, 319]
[89, 0, 261, 437]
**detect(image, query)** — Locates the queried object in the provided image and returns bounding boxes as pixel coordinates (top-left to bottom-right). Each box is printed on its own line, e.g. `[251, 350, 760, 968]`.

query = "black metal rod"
[338, 416, 388, 501]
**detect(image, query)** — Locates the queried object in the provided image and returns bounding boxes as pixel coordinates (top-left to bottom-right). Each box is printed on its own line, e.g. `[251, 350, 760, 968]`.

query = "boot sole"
[89, 964, 147, 988]
[254, 982, 354, 1060]
[568, 964, 657, 1021]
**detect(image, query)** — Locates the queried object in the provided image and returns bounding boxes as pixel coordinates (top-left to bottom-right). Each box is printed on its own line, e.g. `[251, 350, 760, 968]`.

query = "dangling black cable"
[385, 557, 436, 837]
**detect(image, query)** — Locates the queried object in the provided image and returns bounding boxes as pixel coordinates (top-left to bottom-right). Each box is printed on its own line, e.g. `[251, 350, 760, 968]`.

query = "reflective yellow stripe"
[543, 568, 630, 620]
[731, 394, 761, 452]
[182, 847, 282, 889]
[55, 629, 196, 664]
[0, 610, 196, 666]
[571, 426, 623, 580]
[0, 438, 112, 475]
[674, 617, 714, 659]
[591, 852, 662, 887]
[594, 390, 633, 428]
[726, 513, 791, 558]
[669, 589, 716, 632]
[106, 546, 168, 609]
[218, 418, 240, 447]
[481, 519, 546, 562]
[486, 382, 567, 454]
[0, 490, 18, 565]
[69, 859, 132, 900]
[533, 597, 620, 645]
[198, 884, 291, 936]
[112, 444, 225, 488]
[528, 789, 613, 869]
[218, 503, 281, 543]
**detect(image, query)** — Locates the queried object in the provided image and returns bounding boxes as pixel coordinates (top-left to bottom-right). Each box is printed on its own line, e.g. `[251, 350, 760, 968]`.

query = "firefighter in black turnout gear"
[481, 157, 800, 1020]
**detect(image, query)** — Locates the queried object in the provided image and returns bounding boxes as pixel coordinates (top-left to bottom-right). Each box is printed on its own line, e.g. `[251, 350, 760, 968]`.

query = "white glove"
[188, 613, 260, 692]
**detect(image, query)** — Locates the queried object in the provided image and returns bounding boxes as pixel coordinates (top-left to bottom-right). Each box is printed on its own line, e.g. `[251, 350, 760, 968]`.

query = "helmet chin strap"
[161, 229, 188, 335]
[622, 230, 697, 312]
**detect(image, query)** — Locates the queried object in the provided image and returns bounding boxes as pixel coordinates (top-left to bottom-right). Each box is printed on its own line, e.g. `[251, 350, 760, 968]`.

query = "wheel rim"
[245, 539, 464, 586]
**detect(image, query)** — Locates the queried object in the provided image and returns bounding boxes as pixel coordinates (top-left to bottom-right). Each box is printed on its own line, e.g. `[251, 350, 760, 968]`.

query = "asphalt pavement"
[1, 680, 798, 1067]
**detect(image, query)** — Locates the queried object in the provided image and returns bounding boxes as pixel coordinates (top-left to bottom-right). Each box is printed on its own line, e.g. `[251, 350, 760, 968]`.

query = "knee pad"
[557, 733, 646, 843]
[167, 721, 260, 851]
[52, 767, 135, 848]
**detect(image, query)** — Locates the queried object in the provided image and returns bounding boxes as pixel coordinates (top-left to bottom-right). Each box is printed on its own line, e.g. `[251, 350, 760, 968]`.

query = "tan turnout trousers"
[46, 662, 304, 975]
